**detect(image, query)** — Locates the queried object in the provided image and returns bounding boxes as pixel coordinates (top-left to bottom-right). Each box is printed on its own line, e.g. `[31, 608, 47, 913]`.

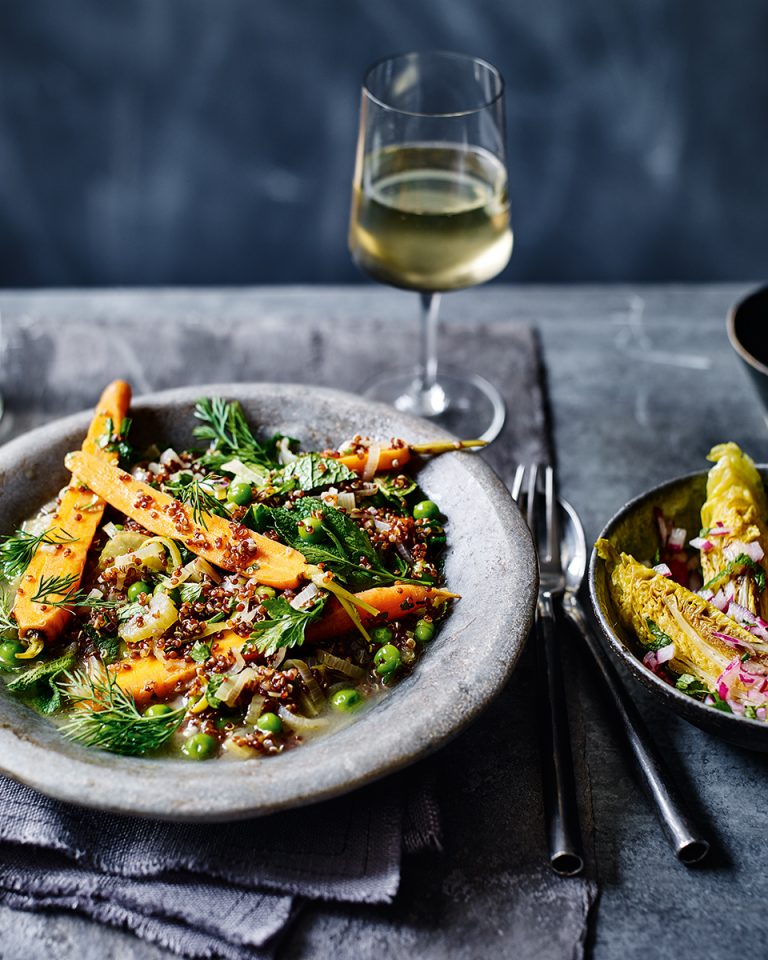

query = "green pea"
[228, 481, 253, 506]
[0, 640, 26, 669]
[413, 500, 440, 521]
[298, 516, 324, 543]
[371, 625, 394, 645]
[414, 618, 436, 643]
[127, 580, 151, 601]
[144, 703, 173, 718]
[181, 732, 218, 760]
[113, 523, 125, 531]
[255, 712, 283, 734]
[374, 643, 401, 676]
[330, 688, 362, 712]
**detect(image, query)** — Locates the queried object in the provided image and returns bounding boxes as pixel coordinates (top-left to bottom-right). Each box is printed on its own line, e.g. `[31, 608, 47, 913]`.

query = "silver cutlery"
[513, 463, 710, 869]
[557, 496, 710, 864]
[512, 463, 585, 877]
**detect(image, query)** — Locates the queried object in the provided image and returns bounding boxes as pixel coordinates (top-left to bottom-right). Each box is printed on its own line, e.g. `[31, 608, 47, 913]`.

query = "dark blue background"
[1, 0, 767, 286]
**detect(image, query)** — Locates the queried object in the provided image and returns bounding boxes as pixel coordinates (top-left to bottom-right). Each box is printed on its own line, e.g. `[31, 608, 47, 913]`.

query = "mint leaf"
[274, 455, 355, 492]
[6, 649, 77, 694]
[179, 582, 204, 604]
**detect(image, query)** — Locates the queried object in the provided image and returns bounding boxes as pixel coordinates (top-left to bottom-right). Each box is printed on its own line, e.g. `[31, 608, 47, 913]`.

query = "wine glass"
[349, 51, 512, 442]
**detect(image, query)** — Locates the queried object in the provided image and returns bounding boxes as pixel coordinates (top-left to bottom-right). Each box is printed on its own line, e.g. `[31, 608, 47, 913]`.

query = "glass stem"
[418, 292, 441, 393]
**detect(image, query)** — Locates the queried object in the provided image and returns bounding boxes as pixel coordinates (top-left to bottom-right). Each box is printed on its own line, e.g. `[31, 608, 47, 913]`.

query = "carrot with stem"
[337, 439, 486, 475]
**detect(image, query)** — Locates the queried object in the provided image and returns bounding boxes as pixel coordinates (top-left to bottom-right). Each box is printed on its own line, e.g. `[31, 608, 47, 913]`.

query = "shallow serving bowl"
[0, 384, 537, 820]
[589, 466, 768, 752]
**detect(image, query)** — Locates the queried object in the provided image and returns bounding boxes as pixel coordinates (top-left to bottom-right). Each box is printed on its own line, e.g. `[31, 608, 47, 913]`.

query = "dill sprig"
[62, 668, 184, 756]
[164, 475, 230, 529]
[193, 397, 271, 467]
[31, 574, 120, 611]
[0, 527, 78, 581]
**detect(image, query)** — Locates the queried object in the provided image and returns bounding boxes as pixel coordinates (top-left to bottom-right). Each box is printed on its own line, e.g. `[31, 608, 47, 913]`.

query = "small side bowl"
[589, 467, 768, 752]
[728, 285, 768, 427]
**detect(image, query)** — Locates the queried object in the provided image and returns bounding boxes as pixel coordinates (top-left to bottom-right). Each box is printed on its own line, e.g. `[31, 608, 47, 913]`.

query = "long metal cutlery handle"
[536, 593, 585, 877]
[563, 594, 710, 865]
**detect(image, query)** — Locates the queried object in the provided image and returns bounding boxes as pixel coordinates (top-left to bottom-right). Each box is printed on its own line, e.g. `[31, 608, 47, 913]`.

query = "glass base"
[362, 368, 506, 443]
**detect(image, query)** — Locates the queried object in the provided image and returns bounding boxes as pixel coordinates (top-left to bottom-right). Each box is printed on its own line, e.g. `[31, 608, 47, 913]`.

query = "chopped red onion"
[709, 589, 730, 612]
[667, 527, 687, 551]
[724, 540, 765, 563]
[712, 631, 756, 655]
[758, 707, 767, 721]
[689, 536, 714, 552]
[653, 563, 673, 577]
[657, 643, 675, 664]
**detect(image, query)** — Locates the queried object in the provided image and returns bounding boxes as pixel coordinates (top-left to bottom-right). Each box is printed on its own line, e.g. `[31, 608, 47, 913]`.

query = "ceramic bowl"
[589, 467, 768, 751]
[0, 384, 537, 819]
[728, 285, 768, 427]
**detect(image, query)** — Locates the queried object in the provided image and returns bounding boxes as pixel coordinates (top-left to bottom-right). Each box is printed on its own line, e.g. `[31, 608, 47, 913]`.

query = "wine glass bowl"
[349, 51, 513, 441]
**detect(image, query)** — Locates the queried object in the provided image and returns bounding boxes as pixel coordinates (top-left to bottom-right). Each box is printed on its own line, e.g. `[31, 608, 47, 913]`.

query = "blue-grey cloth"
[0, 773, 441, 959]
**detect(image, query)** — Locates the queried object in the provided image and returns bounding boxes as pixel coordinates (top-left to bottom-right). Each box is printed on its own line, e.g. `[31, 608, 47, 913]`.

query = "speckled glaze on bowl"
[0, 384, 537, 820]
[590, 467, 768, 752]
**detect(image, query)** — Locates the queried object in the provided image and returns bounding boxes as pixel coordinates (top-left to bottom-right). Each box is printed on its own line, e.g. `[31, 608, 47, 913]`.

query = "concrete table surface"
[0, 284, 765, 960]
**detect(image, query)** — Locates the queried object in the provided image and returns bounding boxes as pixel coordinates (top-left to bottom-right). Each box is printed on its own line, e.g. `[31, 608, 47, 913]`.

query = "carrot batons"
[64, 450, 307, 590]
[13, 380, 132, 641]
[111, 631, 243, 707]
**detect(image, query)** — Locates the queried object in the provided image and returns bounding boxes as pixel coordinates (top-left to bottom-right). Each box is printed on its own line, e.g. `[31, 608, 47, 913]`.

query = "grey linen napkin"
[0, 773, 441, 959]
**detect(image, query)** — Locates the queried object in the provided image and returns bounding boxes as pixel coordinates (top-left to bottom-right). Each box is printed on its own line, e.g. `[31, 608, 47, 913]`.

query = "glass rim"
[361, 50, 505, 119]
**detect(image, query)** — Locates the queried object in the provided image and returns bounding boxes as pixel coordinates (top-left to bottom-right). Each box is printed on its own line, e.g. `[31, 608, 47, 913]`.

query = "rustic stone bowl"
[0, 384, 537, 820]
[589, 467, 768, 752]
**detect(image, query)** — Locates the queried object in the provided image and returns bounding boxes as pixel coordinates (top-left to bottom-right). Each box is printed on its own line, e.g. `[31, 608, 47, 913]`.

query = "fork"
[512, 463, 584, 877]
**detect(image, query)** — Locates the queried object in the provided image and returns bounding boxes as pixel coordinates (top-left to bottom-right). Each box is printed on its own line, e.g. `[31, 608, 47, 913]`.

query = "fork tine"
[545, 466, 561, 568]
[511, 464, 525, 503]
[526, 463, 538, 544]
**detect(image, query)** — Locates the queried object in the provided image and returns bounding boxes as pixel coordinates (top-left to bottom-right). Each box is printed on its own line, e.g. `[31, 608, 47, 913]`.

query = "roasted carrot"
[111, 631, 243, 706]
[14, 380, 132, 642]
[64, 450, 307, 589]
[338, 439, 485, 475]
[308, 583, 457, 641]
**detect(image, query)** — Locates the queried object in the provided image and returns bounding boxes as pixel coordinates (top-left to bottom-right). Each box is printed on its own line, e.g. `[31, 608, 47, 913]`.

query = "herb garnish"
[246, 498, 427, 589]
[31, 575, 121, 611]
[645, 618, 674, 652]
[273, 454, 355, 493]
[0, 527, 78, 581]
[194, 398, 273, 468]
[62, 668, 184, 755]
[702, 554, 766, 593]
[247, 595, 327, 657]
[6, 648, 77, 715]
[98, 416, 136, 467]
[675, 673, 710, 700]
[164, 475, 229, 529]
[189, 641, 212, 663]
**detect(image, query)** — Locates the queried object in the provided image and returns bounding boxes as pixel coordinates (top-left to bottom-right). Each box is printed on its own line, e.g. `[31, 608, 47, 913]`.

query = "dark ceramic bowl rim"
[727, 286, 768, 377]
[589, 465, 768, 734]
[0, 383, 537, 821]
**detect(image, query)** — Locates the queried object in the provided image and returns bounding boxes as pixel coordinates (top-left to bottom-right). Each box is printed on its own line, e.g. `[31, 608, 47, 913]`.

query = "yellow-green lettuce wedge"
[699, 442, 768, 618]
[596, 538, 768, 695]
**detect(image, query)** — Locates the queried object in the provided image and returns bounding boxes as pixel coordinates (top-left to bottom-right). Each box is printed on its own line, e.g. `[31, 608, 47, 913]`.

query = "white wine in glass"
[349, 52, 513, 442]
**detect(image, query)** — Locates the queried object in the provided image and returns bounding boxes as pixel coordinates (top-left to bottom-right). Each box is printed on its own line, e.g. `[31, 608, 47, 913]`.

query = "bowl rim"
[0, 382, 537, 820]
[727, 285, 768, 377]
[588, 464, 768, 731]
